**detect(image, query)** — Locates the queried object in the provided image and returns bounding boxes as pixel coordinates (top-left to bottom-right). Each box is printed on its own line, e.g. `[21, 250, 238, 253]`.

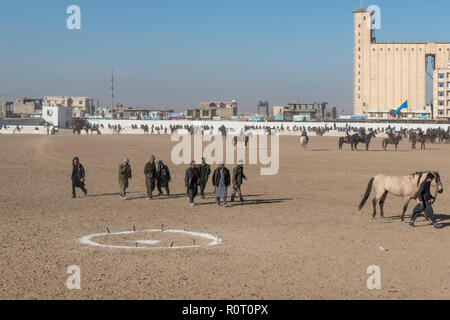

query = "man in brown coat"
[118, 158, 132, 199]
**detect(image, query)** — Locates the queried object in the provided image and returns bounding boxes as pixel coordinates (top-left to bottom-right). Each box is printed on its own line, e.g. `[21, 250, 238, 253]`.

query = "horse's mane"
[410, 172, 424, 186]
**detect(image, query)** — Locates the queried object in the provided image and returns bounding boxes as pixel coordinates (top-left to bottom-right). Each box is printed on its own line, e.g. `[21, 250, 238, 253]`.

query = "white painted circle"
[80, 229, 222, 250]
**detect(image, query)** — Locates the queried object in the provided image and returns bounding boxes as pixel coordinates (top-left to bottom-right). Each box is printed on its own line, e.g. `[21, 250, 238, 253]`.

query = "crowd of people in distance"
[71, 156, 248, 207]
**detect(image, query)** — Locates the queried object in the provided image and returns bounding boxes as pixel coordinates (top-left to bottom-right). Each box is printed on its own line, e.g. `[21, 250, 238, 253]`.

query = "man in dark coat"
[71, 157, 87, 198]
[185, 160, 200, 206]
[409, 173, 443, 229]
[118, 158, 132, 199]
[231, 160, 248, 203]
[198, 157, 211, 199]
[144, 155, 157, 199]
[212, 161, 231, 206]
[156, 160, 171, 196]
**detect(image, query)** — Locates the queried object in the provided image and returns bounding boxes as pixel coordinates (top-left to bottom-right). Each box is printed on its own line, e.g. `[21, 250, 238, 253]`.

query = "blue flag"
[394, 101, 408, 115]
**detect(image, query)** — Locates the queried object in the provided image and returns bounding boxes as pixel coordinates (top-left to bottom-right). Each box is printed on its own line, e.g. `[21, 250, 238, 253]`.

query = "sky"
[0, 0, 449, 113]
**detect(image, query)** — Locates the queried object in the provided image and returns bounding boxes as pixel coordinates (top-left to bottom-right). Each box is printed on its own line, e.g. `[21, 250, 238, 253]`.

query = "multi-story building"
[185, 100, 238, 120]
[353, 7, 450, 119]
[272, 101, 335, 121]
[43, 96, 94, 118]
[0, 100, 16, 118]
[434, 69, 450, 119]
[257, 100, 269, 117]
[71, 97, 95, 118]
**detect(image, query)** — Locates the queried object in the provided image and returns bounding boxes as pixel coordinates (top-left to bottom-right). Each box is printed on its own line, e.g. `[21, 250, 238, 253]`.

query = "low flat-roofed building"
[13, 98, 43, 117]
[123, 108, 174, 120]
[365, 105, 432, 120]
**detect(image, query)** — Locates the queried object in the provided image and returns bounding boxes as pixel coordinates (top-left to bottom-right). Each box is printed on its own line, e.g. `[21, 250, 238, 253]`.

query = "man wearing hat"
[118, 158, 132, 199]
[198, 157, 211, 199]
[212, 161, 230, 206]
[71, 157, 87, 198]
[144, 155, 157, 199]
[231, 160, 248, 203]
[185, 160, 200, 206]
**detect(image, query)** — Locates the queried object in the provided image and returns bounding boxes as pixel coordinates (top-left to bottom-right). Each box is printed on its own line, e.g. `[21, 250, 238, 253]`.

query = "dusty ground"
[0, 134, 449, 300]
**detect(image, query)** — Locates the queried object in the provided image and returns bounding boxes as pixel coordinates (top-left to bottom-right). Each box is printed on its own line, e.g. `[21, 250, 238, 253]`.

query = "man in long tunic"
[212, 161, 230, 206]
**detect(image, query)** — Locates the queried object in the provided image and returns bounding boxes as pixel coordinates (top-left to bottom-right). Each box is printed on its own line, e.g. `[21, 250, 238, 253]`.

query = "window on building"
[439, 73, 445, 79]
[439, 91, 445, 97]
[439, 101, 445, 106]
[438, 110, 445, 115]
[439, 82, 445, 88]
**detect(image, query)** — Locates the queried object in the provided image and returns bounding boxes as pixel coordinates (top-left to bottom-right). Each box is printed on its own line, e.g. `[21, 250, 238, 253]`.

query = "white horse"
[358, 171, 443, 221]
[300, 136, 309, 149]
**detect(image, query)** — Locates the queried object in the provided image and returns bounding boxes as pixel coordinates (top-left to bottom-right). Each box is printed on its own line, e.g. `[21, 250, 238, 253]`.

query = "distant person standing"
[156, 160, 171, 196]
[198, 157, 211, 199]
[231, 160, 248, 203]
[212, 161, 230, 206]
[71, 157, 87, 198]
[185, 160, 200, 206]
[144, 155, 157, 199]
[118, 158, 132, 199]
[409, 173, 444, 229]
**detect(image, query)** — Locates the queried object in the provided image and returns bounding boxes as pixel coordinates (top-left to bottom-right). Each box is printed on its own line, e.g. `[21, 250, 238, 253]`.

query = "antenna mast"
[110, 69, 114, 108]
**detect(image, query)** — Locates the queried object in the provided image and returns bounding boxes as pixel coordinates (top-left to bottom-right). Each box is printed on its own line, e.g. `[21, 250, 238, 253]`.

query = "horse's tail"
[339, 137, 343, 149]
[359, 177, 375, 210]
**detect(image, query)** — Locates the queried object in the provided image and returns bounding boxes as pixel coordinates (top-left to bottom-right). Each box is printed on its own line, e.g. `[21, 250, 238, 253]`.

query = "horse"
[382, 134, 402, 151]
[358, 171, 444, 221]
[300, 135, 309, 149]
[352, 131, 376, 151]
[338, 135, 352, 150]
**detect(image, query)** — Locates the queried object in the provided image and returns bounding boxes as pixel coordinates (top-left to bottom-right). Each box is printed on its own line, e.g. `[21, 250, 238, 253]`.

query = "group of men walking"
[71, 156, 247, 207]
[184, 158, 248, 206]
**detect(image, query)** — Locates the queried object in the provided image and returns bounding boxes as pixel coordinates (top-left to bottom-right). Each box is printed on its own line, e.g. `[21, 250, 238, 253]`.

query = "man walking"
[212, 161, 230, 206]
[185, 160, 200, 206]
[198, 157, 211, 199]
[156, 160, 171, 196]
[144, 155, 157, 199]
[118, 158, 132, 199]
[71, 157, 87, 198]
[409, 173, 444, 229]
[231, 160, 248, 203]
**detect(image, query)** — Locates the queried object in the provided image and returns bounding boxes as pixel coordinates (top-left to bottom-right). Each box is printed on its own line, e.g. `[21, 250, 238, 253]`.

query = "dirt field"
[0, 134, 449, 300]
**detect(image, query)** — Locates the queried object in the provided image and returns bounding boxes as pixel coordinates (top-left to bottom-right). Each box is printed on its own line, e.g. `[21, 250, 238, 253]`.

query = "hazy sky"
[0, 0, 448, 112]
